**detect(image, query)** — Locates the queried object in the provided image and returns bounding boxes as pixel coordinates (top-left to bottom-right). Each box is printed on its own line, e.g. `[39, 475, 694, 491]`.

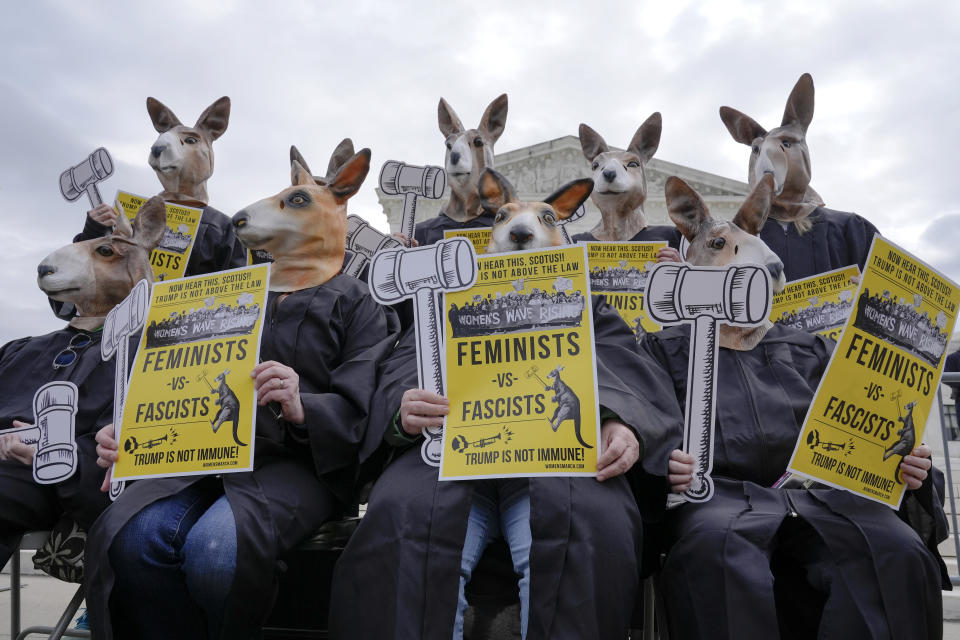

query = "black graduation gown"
[51, 205, 249, 319]
[572, 224, 682, 248]
[84, 275, 400, 639]
[760, 206, 879, 281]
[0, 327, 129, 563]
[330, 297, 682, 640]
[641, 324, 947, 640]
[945, 349, 960, 399]
[413, 210, 496, 247]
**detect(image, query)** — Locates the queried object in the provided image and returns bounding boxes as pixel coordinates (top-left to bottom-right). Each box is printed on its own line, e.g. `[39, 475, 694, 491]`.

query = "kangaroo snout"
[151, 144, 166, 159]
[509, 226, 533, 245]
[232, 211, 250, 229]
[602, 169, 617, 182]
[450, 151, 461, 166]
[37, 263, 55, 278]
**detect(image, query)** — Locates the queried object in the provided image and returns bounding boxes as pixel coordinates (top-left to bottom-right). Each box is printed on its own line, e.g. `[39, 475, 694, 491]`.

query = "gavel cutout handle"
[683, 315, 717, 502]
[401, 193, 418, 248]
[415, 287, 445, 465]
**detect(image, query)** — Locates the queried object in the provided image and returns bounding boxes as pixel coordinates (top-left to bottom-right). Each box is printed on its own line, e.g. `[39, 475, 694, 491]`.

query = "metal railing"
[937, 372, 960, 586]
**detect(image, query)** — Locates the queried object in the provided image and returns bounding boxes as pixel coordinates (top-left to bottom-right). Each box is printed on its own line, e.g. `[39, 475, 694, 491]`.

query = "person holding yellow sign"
[84, 146, 400, 639]
[646, 177, 946, 639]
[331, 170, 683, 640]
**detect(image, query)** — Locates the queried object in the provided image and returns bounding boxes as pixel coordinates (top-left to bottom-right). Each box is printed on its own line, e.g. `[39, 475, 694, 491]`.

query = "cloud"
[1, 0, 959, 344]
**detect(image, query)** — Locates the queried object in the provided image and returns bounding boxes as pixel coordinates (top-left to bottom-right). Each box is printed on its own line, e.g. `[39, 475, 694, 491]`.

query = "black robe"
[84, 275, 400, 639]
[51, 205, 249, 319]
[572, 224, 682, 248]
[413, 210, 496, 247]
[0, 327, 131, 563]
[760, 206, 879, 281]
[330, 297, 683, 640]
[641, 324, 948, 639]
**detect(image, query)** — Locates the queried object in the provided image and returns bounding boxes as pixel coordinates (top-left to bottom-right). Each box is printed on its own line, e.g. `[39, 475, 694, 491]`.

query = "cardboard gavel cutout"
[102, 278, 151, 500]
[343, 215, 403, 278]
[646, 263, 772, 502]
[368, 238, 477, 465]
[0, 381, 79, 485]
[557, 204, 586, 244]
[379, 161, 446, 247]
[60, 147, 114, 208]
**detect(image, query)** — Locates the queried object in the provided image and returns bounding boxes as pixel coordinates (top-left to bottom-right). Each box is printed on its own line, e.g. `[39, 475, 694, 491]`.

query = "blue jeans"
[109, 480, 238, 640]
[454, 479, 531, 640]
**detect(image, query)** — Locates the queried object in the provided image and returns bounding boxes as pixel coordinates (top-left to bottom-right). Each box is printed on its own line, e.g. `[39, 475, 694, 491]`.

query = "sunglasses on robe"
[53, 333, 94, 369]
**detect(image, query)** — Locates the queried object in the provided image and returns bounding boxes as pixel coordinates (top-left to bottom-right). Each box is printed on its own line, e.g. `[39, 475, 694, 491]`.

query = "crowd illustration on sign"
[448, 282, 586, 339]
[145, 297, 261, 349]
[853, 288, 949, 365]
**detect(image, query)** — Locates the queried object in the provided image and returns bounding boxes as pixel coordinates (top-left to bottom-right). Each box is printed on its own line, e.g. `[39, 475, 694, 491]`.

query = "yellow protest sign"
[443, 228, 492, 255]
[112, 264, 270, 481]
[786, 237, 960, 507]
[440, 245, 600, 479]
[116, 190, 203, 282]
[586, 242, 666, 340]
[770, 265, 861, 341]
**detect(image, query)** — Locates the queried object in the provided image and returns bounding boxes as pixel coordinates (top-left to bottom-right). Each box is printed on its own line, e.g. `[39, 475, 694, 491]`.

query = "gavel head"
[665, 174, 786, 293]
[379, 161, 446, 199]
[32, 381, 78, 484]
[345, 214, 401, 257]
[38, 196, 165, 317]
[59, 147, 113, 202]
[101, 279, 151, 359]
[646, 263, 771, 326]
[368, 237, 476, 305]
[479, 168, 593, 253]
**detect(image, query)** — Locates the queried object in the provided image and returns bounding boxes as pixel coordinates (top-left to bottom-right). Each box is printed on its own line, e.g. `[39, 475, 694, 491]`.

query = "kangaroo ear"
[478, 168, 517, 215]
[328, 149, 371, 204]
[544, 179, 594, 220]
[732, 173, 774, 236]
[578, 123, 609, 162]
[146, 97, 182, 134]
[782, 73, 814, 131]
[719, 106, 767, 146]
[325, 138, 355, 181]
[132, 196, 167, 250]
[627, 112, 662, 164]
[665, 177, 711, 241]
[194, 96, 230, 141]
[438, 97, 465, 138]
[290, 145, 314, 180]
[291, 158, 315, 187]
[478, 93, 508, 144]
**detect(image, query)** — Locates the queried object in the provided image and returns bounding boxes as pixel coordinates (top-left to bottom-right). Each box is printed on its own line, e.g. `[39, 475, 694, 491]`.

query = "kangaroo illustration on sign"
[210, 369, 245, 446]
[545, 366, 588, 448]
[884, 399, 917, 483]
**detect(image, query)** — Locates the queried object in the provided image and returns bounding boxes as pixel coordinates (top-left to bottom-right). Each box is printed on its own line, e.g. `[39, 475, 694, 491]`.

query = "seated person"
[645, 176, 947, 639]
[330, 170, 683, 640]
[84, 147, 400, 639]
[0, 197, 165, 572]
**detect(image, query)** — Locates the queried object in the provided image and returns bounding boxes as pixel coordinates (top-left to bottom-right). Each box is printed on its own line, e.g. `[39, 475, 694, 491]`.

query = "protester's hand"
[0, 429, 36, 466]
[253, 361, 304, 424]
[669, 449, 695, 493]
[596, 420, 640, 481]
[656, 247, 683, 263]
[95, 423, 120, 492]
[901, 444, 933, 490]
[392, 232, 419, 248]
[399, 389, 448, 435]
[89, 203, 120, 226]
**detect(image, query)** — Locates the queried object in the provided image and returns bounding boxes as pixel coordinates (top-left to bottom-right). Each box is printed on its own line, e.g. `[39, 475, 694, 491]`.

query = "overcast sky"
[2, 0, 959, 344]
